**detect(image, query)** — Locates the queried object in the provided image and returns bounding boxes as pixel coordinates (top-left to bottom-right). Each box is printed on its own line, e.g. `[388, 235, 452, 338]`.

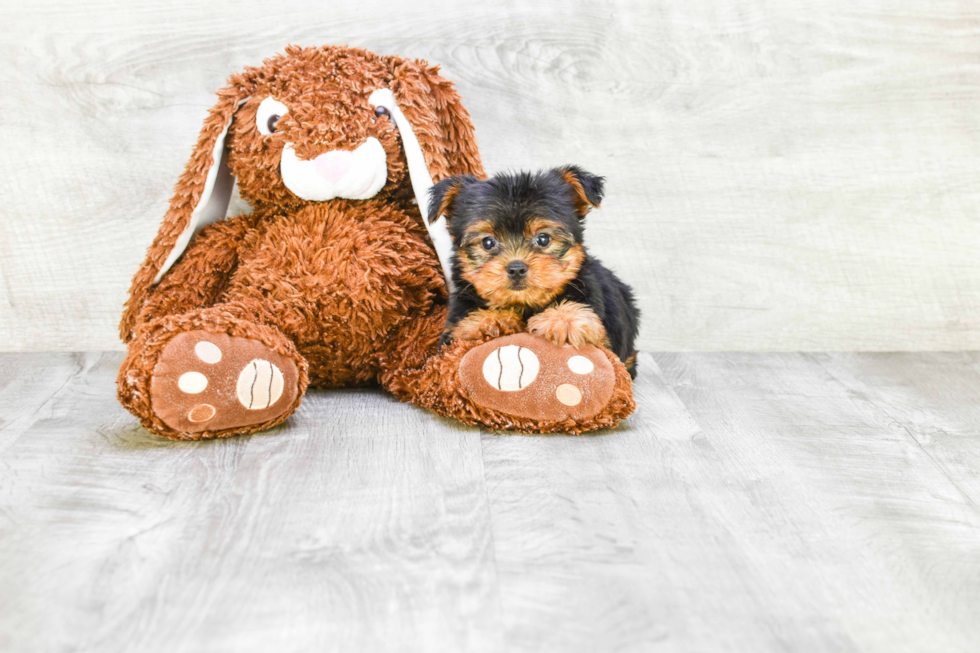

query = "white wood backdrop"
[2, 0, 979, 352]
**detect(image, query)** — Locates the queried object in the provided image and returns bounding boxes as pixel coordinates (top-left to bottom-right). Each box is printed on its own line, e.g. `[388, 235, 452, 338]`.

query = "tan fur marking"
[625, 352, 637, 371]
[524, 218, 564, 238]
[562, 170, 600, 216]
[460, 220, 497, 243]
[432, 180, 463, 224]
[527, 300, 609, 348]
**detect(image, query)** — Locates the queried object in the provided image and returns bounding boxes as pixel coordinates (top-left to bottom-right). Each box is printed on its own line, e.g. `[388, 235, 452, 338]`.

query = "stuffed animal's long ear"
[370, 57, 485, 294]
[382, 56, 484, 182]
[556, 165, 604, 218]
[119, 80, 252, 341]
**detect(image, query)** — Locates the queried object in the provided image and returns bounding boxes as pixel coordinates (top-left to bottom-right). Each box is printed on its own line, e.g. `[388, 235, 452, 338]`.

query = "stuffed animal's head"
[122, 45, 484, 340]
[226, 47, 432, 209]
[229, 53, 404, 207]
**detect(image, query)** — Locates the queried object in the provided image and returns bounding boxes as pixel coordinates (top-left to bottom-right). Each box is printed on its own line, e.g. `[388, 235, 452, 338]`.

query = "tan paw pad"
[567, 355, 594, 375]
[555, 384, 582, 406]
[195, 341, 222, 364]
[188, 404, 216, 423]
[482, 345, 539, 391]
[236, 359, 285, 410]
[177, 371, 208, 394]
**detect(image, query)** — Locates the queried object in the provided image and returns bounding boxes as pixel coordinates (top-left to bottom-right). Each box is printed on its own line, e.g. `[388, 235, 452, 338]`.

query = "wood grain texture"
[0, 353, 502, 653]
[2, 350, 980, 651]
[2, 0, 980, 352]
[481, 352, 980, 651]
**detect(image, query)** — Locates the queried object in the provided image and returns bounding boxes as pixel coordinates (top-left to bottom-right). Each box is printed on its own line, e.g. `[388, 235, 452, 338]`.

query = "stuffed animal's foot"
[457, 332, 616, 423]
[149, 331, 302, 435]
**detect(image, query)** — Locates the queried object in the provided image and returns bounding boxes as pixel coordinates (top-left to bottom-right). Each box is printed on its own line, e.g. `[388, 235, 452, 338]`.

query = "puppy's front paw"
[437, 330, 455, 350]
[527, 301, 608, 348]
[452, 309, 524, 342]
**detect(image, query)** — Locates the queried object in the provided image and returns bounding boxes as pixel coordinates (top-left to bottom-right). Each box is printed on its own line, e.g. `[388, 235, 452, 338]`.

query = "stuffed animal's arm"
[120, 213, 256, 341]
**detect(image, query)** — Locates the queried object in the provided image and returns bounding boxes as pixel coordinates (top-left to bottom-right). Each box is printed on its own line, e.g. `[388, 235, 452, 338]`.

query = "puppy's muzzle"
[506, 260, 529, 287]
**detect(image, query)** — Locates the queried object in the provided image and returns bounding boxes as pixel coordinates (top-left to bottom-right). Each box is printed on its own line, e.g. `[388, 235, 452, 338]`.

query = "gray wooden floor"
[1, 351, 979, 652]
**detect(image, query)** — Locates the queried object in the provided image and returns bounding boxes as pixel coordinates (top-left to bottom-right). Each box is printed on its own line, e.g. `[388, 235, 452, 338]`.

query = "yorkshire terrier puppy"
[428, 166, 640, 376]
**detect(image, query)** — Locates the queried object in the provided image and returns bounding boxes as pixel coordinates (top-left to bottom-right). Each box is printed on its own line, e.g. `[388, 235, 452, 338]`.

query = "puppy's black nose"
[506, 261, 529, 279]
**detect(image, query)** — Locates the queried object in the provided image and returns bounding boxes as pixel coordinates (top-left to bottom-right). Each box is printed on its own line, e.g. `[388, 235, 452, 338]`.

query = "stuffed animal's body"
[117, 45, 635, 440]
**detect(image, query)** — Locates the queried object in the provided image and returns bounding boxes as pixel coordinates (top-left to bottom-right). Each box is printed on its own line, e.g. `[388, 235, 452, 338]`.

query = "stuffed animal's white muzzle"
[280, 138, 388, 201]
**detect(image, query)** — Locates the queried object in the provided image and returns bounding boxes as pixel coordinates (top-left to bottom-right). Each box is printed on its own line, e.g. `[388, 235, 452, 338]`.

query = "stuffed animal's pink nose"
[312, 151, 351, 183]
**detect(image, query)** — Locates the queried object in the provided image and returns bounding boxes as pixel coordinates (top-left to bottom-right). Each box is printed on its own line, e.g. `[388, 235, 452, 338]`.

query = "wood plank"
[482, 352, 980, 651]
[808, 352, 980, 514]
[3, 0, 980, 351]
[653, 352, 980, 651]
[0, 352, 93, 453]
[0, 352, 501, 652]
[479, 352, 699, 652]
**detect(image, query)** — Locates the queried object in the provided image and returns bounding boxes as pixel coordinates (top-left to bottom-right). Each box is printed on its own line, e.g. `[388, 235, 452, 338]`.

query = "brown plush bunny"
[117, 45, 635, 440]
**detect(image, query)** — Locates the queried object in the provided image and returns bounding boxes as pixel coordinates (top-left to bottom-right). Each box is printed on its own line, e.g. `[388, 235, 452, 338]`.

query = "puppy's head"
[428, 166, 604, 309]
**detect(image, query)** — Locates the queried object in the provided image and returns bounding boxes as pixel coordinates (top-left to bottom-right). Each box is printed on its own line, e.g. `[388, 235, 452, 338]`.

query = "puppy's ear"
[556, 165, 604, 218]
[428, 175, 477, 224]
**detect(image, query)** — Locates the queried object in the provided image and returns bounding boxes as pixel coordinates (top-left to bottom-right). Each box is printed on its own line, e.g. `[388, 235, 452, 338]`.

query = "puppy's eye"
[374, 106, 390, 119]
[533, 233, 551, 248]
[481, 236, 497, 251]
[256, 97, 289, 136]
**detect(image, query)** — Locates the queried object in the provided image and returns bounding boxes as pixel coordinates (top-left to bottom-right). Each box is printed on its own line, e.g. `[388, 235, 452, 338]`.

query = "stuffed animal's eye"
[374, 106, 390, 119]
[481, 236, 497, 251]
[533, 233, 551, 248]
[256, 97, 289, 136]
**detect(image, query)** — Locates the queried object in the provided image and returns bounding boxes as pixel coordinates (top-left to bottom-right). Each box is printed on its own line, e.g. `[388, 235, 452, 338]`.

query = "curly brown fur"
[430, 166, 640, 376]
